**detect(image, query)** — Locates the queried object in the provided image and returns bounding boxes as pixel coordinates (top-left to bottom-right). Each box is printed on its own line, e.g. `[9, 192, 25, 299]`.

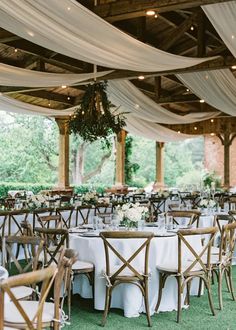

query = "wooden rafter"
[93, 0, 234, 22]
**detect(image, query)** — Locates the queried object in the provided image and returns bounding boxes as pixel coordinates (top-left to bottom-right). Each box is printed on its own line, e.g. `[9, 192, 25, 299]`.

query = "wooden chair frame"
[34, 227, 69, 267]
[167, 210, 201, 227]
[56, 206, 74, 229]
[155, 227, 218, 323]
[100, 231, 154, 327]
[38, 215, 63, 230]
[75, 205, 93, 225]
[0, 265, 58, 330]
[32, 208, 55, 232]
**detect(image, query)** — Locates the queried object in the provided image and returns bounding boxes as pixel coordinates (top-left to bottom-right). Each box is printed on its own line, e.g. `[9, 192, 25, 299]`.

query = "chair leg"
[67, 276, 72, 320]
[204, 278, 216, 316]
[101, 286, 111, 327]
[227, 266, 236, 301]
[198, 278, 203, 297]
[218, 269, 223, 310]
[144, 279, 152, 327]
[155, 273, 164, 312]
[224, 270, 231, 292]
[176, 276, 182, 323]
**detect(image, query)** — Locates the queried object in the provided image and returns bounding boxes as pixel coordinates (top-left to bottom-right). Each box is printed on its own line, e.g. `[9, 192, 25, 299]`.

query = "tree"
[125, 136, 140, 185]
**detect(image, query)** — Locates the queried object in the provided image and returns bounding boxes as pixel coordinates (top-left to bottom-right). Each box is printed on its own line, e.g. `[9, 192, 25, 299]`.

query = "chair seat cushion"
[157, 260, 202, 273]
[4, 301, 55, 325]
[72, 260, 94, 271]
[10, 286, 34, 300]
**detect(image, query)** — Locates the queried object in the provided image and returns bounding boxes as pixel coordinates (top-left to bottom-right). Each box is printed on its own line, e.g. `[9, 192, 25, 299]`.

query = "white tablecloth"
[70, 230, 202, 317]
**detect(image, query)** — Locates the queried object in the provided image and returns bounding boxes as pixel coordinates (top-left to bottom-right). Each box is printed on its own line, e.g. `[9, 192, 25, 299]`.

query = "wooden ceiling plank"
[93, 0, 234, 22]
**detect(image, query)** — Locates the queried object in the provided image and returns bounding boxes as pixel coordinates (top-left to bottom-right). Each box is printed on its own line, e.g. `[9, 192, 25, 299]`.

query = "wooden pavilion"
[0, 0, 235, 189]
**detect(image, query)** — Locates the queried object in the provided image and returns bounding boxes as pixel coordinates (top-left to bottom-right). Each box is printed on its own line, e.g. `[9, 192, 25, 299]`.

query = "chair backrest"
[38, 215, 63, 229]
[228, 196, 236, 210]
[100, 231, 154, 282]
[2, 236, 44, 275]
[20, 220, 34, 236]
[34, 227, 69, 266]
[214, 214, 234, 233]
[219, 222, 236, 265]
[177, 227, 218, 275]
[168, 210, 201, 227]
[0, 265, 57, 330]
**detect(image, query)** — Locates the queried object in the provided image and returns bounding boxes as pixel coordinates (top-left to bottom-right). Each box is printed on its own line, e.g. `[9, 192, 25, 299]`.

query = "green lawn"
[65, 266, 236, 330]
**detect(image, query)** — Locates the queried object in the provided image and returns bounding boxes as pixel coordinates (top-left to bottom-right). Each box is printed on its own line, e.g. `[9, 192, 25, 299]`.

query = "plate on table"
[80, 232, 99, 237]
[69, 228, 88, 233]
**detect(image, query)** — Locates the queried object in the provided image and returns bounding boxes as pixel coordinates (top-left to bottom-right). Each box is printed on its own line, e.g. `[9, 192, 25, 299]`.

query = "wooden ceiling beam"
[164, 117, 236, 135]
[93, 0, 233, 22]
[20, 90, 76, 106]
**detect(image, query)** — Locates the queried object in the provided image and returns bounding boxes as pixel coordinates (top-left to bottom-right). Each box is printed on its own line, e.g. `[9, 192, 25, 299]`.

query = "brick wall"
[204, 135, 236, 186]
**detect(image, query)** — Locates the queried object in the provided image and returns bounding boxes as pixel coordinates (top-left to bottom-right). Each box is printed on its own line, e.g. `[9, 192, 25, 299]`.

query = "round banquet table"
[70, 229, 202, 318]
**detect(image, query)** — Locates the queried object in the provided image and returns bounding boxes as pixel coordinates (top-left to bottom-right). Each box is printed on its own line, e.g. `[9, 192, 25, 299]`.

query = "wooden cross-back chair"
[167, 210, 201, 228]
[214, 214, 234, 234]
[0, 210, 29, 237]
[211, 222, 236, 310]
[150, 197, 166, 220]
[2, 235, 44, 301]
[100, 231, 154, 327]
[0, 265, 58, 330]
[56, 206, 74, 229]
[34, 227, 69, 267]
[38, 215, 63, 230]
[155, 227, 218, 323]
[32, 207, 55, 232]
[227, 196, 236, 211]
[75, 205, 93, 226]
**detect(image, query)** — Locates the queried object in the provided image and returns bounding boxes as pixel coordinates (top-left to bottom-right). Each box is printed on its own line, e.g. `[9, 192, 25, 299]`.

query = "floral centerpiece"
[82, 192, 98, 205]
[199, 198, 217, 209]
[116, 203, 149, 229]
[26, 194, 47, 210]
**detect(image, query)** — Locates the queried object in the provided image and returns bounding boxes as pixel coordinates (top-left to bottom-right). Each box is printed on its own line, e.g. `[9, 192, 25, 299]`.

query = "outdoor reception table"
[70, 229, 202, 318]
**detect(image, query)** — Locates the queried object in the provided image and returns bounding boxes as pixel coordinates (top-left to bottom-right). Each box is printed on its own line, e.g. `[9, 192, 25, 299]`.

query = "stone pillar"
[156, 142, 165, 185]
[56, 118, 70, 189]
[115, 130, 127, 186]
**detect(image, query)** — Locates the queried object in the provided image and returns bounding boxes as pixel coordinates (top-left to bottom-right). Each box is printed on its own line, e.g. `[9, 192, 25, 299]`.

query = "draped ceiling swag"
[0, 0, 234, 141]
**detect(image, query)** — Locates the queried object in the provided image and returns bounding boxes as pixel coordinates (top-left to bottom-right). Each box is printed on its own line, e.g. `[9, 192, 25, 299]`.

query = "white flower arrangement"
[199, 198, 216, 208]
[82, 192, 98, 204]
[27, 194, 47, 209]
[116, 202, 149, 228]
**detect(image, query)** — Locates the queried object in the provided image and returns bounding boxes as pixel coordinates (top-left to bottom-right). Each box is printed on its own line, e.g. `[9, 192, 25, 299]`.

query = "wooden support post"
[115, 130, 127, 186]
[156, 142, 165, 185]
[56, 118, 70, 189]
[217, 133, 236, 187]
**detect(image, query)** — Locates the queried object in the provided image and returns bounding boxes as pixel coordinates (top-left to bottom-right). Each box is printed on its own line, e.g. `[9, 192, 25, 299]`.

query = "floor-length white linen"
[70, 233, 202, 317]
[0, 64, 112, 87]
[177, 69, 236, 116]
[125, 115, 194, 142]
[203, 1, 236, 57]
[108, 80, 219, 124]
[0, 0, 216, 72]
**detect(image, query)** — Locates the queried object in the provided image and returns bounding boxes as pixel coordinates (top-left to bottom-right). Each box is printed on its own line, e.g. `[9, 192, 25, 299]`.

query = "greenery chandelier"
[69, 82, 126, 144]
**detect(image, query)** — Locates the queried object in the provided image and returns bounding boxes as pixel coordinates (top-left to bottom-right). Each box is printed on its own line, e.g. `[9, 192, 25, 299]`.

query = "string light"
[146, 10, 155, 16]
[67, 6, 71, 10]
[190, 26, 194, 31]
[210, 133, 215, 136]
[61, 85, 67, 89]
[231, 65, 236, 69]
[194, 126, 197, 130]
[210, 119, 214, 123]
[186, 88, 190, 92]
[67, 95, 71, 100]
[200, 99, 205, 103]
[177, 131, 181, 134]
[14, 48, 18, 53]
[154, 14, 158, 18]
[27, 31, 34, 37]
[138, 75, 145, 80]
[135, 104, 140, 109]
[232, 35, 235, 39]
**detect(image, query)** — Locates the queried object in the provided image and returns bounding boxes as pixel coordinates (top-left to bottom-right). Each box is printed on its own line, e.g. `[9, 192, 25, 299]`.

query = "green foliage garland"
[69, 82, 126, 145]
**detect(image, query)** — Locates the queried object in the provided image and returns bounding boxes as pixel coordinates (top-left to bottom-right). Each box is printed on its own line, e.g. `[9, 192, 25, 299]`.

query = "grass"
[65, 266, 236, 330]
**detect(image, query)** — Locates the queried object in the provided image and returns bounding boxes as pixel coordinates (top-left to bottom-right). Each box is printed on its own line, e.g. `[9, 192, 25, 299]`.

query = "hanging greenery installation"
[69, 82, 126, 145]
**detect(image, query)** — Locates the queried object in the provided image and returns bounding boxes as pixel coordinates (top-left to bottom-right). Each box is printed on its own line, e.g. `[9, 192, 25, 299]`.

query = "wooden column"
[115, 130, 127, 186]
[156, 142, 165, 184]
[217, 133, 236, 187]
[56, 118, 70, 189]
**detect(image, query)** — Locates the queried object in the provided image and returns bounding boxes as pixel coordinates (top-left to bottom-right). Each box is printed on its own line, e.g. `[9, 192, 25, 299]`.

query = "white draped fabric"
[203, 1, 236, 57]
[125, 115, 193, 142]
[108, 80, 219, 124]
[0, 93, 192, 141]
[177, 69, 236, 116]
[0, 94, 75, 117]
[0, 0, 215, 72]
[0, 64, 112, 87]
